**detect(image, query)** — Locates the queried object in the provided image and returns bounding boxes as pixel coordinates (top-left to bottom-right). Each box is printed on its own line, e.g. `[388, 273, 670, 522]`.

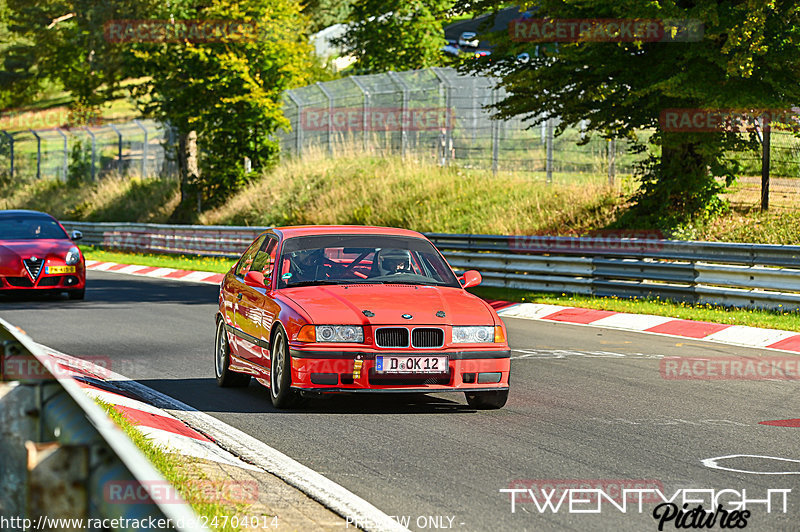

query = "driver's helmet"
[379, 249, 411, 274]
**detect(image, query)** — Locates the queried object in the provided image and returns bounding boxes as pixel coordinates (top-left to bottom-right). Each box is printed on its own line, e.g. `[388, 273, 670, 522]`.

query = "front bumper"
[289, 347, 510, 392]
[0, 272, 85, 291]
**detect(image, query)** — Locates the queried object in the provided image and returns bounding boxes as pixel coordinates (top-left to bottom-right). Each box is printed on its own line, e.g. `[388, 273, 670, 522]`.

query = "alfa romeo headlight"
[65, 247, 81, 265]
[315, 325, 364, 343]
[452, 326, 494, 343]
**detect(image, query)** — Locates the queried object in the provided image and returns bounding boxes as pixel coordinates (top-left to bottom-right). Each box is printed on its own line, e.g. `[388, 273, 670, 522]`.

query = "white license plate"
[375, 355, 448, 374]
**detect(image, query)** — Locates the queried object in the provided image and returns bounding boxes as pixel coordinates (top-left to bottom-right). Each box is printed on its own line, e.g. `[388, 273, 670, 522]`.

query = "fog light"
[462, 372, 476, 383]
[477, 372, 502, 384]
[310, 373, 338, 385]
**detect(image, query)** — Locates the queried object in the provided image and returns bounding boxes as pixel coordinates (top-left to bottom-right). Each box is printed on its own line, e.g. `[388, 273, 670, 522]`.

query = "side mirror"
[244, 271, 268, 288]
[71, 230, 83, 241]
[459, 270, 482, 289]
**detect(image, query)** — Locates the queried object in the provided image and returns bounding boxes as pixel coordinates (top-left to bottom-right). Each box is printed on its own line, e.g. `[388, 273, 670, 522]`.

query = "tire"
[214, 319, 250, 387]
[269, 326, 297, 408]
[67, 288, 85, 300]
[465, 389, 509, 409]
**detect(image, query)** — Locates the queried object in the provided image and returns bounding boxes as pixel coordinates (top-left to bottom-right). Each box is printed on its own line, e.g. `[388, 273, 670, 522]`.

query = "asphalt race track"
[3, 271, 799, 531]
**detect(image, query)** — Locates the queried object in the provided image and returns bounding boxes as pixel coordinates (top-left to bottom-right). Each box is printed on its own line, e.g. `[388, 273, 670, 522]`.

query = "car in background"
[442, 39, 461, 56]
[215, 225, 510, 409]
[459, 31, 480, 48]
[0, 210, 85, 299]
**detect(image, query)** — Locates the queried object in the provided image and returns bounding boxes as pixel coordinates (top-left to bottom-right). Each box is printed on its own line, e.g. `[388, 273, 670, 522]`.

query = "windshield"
[277, 234, 460, 288]
[0, 215, 68, 240]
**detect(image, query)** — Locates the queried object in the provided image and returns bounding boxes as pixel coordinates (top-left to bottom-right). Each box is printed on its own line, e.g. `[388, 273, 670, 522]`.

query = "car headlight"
[65, 247, 81, 265]
[315, 325, 364, 343]
[452, 326, 495, 343]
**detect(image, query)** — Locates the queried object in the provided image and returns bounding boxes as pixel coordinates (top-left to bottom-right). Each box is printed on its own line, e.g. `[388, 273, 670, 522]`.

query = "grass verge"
[470, 286, 800, 333]
[96, 399, 246, 532]
[80, 246, 235, 274]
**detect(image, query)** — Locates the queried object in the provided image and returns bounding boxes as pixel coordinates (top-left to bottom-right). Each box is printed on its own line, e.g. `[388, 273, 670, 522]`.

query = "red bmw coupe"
[0, 210, 86, 299]
[215, 226, 510, 409]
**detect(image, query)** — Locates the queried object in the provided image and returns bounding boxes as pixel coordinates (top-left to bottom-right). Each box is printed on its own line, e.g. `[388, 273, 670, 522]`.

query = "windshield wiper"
[284, 280, 341, 287]
[379, 280, 444, 286]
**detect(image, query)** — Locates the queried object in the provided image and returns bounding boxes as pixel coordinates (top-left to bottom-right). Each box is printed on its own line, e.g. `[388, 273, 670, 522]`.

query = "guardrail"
[0, 318, 206, 531]
[62, 221, 800, 311]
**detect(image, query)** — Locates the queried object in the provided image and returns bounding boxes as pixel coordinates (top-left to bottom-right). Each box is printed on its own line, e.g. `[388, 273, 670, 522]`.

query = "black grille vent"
[412, 328, 444, 348]
[375, 328, 409, 348]
[23, 258, 43, 280]
[6, 277, 33, 287]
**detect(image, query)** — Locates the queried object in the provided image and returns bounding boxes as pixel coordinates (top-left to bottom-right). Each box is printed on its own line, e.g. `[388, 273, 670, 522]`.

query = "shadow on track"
[119, 377, 478, 415]
[0, 276, 218, 308]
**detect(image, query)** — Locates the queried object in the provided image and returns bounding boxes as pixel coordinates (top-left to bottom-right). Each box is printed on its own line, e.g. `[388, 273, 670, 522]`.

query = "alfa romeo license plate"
[375, 355, 448, 374]
[45, 265, 76, 274]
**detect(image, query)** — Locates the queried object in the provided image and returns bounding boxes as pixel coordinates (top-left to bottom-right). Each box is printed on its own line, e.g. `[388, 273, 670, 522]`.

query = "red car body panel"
[217, 225, 510, 395]
[0, 211, 86, 294]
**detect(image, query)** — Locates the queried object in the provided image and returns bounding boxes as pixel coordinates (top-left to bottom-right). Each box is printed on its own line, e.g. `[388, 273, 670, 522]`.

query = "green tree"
[464, 1, 800, 232]
[335, 0, 454, 73]
[130, 0, 316, 218]
[303, 0, 355, 33]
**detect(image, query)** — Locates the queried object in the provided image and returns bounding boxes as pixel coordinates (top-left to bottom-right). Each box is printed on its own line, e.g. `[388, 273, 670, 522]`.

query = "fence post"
[83, 127, 96, 181]
[388, 71, 409, 157]
[761, 122, 770, 212]
[431, 68, 453, 166]
[285, 91, 303, 157]
[351, 77, 370, 152]
[545, 118, 554, 184]
[608, 138, 616, 186]
[316, 82, 334, 156]
[133, 120, 147, 177]
[56, 129, 68, 181]
[109, 124, 124, 172]
[2, 130, 14, 178]
[29, 129, 41, 179]
[491, 88, 499, 175]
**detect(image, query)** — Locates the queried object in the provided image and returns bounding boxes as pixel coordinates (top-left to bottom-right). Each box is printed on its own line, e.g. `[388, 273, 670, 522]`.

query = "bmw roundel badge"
[402, 313, 413, 319]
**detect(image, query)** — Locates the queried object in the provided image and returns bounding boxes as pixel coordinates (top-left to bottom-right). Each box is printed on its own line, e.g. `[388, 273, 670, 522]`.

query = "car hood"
[0, 239, 74, 275]
[280, 284, 496, 326]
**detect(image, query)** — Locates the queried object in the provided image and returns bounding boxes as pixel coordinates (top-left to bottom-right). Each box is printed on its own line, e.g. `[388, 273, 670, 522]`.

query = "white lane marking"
[704, 326, 799, 348]
[591, 417, 749, 427]
[511, 348, 663, 359]
[701, 454, 800, 475]
[135, 426, 261, 470]
[590, 312, 675, 331]
[498, 303, 567, 319]
[45, 347, 408, 532]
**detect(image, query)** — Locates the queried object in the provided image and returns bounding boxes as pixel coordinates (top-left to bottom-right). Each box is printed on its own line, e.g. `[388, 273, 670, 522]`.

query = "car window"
[234, 235, 267, 278]
[251, 237, 278, 278]
[277, 234, 460, 288]
[0, 215, 68, 240]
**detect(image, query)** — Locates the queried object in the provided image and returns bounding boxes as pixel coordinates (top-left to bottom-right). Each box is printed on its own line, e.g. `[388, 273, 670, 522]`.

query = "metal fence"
[0, 119, 177, 182]
[279, 67, 643, 181]
[62, 221, 800, 311]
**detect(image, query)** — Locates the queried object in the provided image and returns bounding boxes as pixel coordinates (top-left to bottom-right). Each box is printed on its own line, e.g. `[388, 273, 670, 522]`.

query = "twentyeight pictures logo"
[509, 18, 703, 42]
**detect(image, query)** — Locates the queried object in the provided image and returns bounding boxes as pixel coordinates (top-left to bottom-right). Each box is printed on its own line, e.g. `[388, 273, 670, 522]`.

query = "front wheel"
[215, 320, 250, 387]
[269, 326, 297, 409]
[465, 389, 508, 409]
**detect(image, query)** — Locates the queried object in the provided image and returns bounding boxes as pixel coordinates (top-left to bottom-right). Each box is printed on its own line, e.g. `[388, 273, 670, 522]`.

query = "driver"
[290, 248, 324, 282]
[379, 249, 412, 275]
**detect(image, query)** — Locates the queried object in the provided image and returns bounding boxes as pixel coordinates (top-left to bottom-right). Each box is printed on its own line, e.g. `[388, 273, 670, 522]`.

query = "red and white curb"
[43, 347, 258, 470]
[86, 260, 224, 285]
[39, 345, 409, 532]
[86, 259, 800, 355]
[496, 303, 800, 354]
